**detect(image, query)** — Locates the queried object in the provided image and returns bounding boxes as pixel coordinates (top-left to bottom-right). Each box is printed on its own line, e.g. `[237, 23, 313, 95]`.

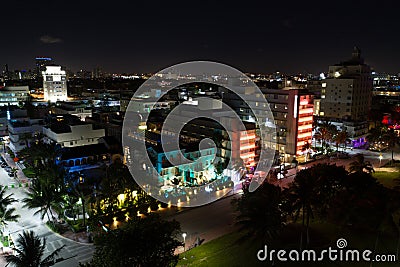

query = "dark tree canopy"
[87, 213, 182, 267]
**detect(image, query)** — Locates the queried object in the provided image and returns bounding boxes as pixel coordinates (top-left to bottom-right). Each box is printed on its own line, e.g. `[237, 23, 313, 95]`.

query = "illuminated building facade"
[263, 88, 314, 158]
[318, 47, 372, 137]
[43, 66, 68, 102]
[0, 86, 29, 106]
[147, 146, 217, 186]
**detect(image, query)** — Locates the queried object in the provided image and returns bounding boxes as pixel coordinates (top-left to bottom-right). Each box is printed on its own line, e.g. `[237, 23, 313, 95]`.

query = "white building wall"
[42, 66, 68, 102]
[43, 124, 105, 147]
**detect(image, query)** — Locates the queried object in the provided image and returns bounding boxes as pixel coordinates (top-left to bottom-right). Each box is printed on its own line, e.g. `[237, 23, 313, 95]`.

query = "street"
[165, 147, 400, 255]
[165, 192, 240, 253]
[271, 147, 398, 188]
[0, 146, 396, 265]
[0, 154, 94, 267]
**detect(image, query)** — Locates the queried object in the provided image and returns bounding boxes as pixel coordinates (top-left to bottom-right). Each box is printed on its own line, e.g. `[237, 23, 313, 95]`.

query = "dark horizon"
[2, 1, 400, 75]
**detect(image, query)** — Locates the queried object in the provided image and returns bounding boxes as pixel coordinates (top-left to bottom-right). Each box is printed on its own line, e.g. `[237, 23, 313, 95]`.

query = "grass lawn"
[177, 231, 264, 267]
[373, 171, 399, 188]
[177, 222, 399, 267]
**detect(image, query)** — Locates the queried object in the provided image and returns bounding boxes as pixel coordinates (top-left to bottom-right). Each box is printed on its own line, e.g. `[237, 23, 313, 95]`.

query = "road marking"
[47, 241, 56, 251]
[56, 239, 64, 248]
[68, 245, 94, 255]
[75, 252, 94, 263]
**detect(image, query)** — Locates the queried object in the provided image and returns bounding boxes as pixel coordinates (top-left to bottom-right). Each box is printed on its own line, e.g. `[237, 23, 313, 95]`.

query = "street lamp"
[182, 232, 187, 259]
[379, 153, 383, 168]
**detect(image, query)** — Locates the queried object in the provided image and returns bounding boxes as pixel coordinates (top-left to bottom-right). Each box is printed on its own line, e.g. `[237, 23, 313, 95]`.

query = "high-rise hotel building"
[263, 88, 314, 157]
[220, 85, 314, 161]
[318, 47, 372, 137]
[42, 66, 68, 102]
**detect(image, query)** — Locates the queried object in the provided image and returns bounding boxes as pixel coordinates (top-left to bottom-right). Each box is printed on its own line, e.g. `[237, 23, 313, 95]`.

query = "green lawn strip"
[177, 231, 264, 267]
[373, 171, 399, 188]
[178, 222, 399, 267]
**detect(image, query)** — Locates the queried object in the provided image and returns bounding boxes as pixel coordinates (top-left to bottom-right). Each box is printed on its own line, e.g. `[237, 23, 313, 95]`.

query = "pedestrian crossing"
[40, 235, 94, 265]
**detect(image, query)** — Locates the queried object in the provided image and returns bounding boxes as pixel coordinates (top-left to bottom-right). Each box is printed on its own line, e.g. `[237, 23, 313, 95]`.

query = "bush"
[66, 219, 85, 233]
[22, 167, 36, 178]
[46, 221, 66, 234]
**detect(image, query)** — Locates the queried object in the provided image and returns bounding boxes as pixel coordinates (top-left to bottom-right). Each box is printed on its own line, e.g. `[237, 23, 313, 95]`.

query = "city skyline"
[2, 1, 400, 74]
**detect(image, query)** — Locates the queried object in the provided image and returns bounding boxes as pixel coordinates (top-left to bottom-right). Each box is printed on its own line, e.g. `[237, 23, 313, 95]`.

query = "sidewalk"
[1, 151, 93, 245]
[1, 152, 30, 185]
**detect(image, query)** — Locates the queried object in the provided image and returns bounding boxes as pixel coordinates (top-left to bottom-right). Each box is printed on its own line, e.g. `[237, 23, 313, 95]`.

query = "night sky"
[2, 0, 400, 74]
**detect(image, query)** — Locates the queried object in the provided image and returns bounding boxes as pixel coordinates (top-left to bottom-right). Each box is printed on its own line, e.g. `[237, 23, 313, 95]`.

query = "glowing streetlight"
[182, 232, 187, 259]
[379, 153, 383, 167]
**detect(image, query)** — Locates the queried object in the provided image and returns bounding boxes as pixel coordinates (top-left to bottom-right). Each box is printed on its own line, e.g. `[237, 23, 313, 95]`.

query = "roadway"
[0, 153, 94, 267]
[0, 147, 396, 265]
[164, 147, 399, 253]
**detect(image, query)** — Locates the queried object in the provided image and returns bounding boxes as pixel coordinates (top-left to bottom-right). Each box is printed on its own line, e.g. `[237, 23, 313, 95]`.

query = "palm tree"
[287, 168, 319, 249]
[0, 208, 19, 234]
[349, 154, 374, 173]
[0, 187, 17, 211]
[0, 188, 19, 235]
[314, 121, 337, 154]
[333, 129, 350, 152]
[5, 230, 65, 267]
[383, 129, 399, 164]
[22, 178, 64, 224]
[233, 183, 286, 242]
[70, 182, 87, 228]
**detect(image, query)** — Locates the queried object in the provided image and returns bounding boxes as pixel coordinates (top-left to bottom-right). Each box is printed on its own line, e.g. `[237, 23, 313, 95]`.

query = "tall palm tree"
[333, 129, 350, 152]
[0, 208, 19, 234]
[384, 129, 399, 164]
[233, 183, 286, 242]
[314, 121, 337, 154]
[5, 230, 65, 267]
[22, 178, 63, 224]
[0, 188, 19, 234]
[287, 168, 319, 249]
[349, 154, 374, 173]
[0, 187, 17, 211]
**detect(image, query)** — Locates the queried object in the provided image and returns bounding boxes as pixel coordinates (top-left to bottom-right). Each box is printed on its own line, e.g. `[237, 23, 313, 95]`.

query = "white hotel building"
[43, 66, 68, 102]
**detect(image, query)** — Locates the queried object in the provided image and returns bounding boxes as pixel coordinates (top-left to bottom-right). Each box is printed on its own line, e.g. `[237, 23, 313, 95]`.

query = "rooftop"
[58, 143, 109, 160]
